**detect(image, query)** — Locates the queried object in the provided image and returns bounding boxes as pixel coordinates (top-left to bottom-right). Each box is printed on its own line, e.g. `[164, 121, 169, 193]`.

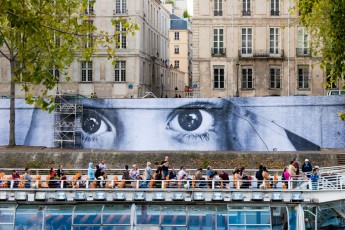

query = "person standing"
[130, 164, 139, 179]
[255, 165, 264, 188]
[87, 162, 95, 185]
[302, 159, 313, 177]
[161, 156, 170, 179]
[24, 168, 32, 188]
[57, 164, 66, 180]
[98, 160, 108, 173]
[293, 158, 300, 175]
[310, 168, 320, 190]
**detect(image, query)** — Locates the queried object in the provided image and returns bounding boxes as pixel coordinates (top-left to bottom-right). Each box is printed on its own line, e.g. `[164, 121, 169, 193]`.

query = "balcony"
[238, 49, 284, 58]
[242, 10, 251, 16]
[214, 10, 223, 16]
[84, 9, 94, 15]
[113, 9, 127, 15]
[211, 48, 226, 56]
[270, 10, 280, 16]
[296, 48, 311, 57]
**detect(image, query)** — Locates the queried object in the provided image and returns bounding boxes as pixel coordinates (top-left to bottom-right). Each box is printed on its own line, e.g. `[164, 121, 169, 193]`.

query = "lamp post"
[235, 61, 240, 97]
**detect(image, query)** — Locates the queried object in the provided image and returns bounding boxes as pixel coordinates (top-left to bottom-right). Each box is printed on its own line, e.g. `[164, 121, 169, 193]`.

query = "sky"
[187, 0, 193, 15]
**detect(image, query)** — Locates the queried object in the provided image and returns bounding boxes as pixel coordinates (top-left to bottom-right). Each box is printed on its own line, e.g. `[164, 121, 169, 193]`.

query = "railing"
[0, 177, 339, 191]
[270, 10, 280, 16]
[242, 10, 251, 16]
[214, 10, 223, 16]
[184, 92, 204, 98]
[238, 49, 284, 58]
[211, 47, 226, 56]
[296, 48, 311, 57]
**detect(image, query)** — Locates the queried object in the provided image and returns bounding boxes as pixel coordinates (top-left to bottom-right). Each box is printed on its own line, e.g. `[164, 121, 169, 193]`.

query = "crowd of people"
[1, 156, 321, 189]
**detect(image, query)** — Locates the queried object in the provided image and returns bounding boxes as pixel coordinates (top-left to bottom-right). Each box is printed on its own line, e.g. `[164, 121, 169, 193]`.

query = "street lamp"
[235, 61, 240, 97]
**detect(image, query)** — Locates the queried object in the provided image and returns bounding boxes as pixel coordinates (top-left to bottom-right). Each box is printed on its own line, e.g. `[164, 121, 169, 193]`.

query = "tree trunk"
[9, 58, 16, 147]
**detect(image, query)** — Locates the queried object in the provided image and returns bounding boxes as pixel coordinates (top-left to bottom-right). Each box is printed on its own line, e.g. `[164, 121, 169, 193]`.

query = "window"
[54, 33, 60, 47]
[270, 0, 279, 15]
[81, 61, 92, 82]
[241, 28, 252, 55]
[49, 66, 60, 81]
[174, 60, 180, 68]
[174, 32, 180, 40]
[269, 28, 279, 55]
[174, 45, 179, 54]
[114, 0, 127, 14]
[115, 21, 127, 49]
[213, 66, 225, 89]
[270, 66, 281, 88]
[214, 0, 223, 16]
[241, 66, 253, 89]
[298, 65, 309, 89]
[115, 61, 126, 82]
[212, 28, 224, 55]
[297, 27, 310, 56]
[84, 20, 93, 48]
[326, 66, 337, 89]
[84, 0, 94, 15]
[242, 0, 251, 16]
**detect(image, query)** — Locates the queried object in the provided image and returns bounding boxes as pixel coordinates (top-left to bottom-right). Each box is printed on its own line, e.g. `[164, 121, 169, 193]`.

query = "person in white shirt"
[130, 164, 140, 179]
[178, 166, 187, 180]
[98, 160, 108, 173]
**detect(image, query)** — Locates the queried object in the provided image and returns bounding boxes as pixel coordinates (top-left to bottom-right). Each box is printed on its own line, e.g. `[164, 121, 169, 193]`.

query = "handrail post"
[187, 180, 190, 189]
[212, 180, 214, 189]
[86, 180, 89, 189]
[161, 180, 164, 189]
[10, 180, 13, 189]
[61, 181, 63, 189]
[136, 180, 139, 189]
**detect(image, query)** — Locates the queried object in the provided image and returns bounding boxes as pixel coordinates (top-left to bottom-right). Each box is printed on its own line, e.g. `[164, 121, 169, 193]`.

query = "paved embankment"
[0, 146, 343, 170]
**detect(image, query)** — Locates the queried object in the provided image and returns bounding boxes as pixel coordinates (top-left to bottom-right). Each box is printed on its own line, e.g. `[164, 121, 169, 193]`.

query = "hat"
[132, 164, 137, 168]
[147, 162, 151, 166]
[315, 166, 319, 169]
[305, 159, 309, 162]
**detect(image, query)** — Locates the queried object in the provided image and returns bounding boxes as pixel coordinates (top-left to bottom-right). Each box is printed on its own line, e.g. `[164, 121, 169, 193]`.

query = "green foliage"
[0, 0, 139, 146]
[183, 10, 191, 19]
[296, 0, 345, 91]
[0, 0, 138, 106]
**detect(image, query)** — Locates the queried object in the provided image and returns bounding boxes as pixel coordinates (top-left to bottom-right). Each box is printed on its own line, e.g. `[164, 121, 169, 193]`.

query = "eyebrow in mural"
[48, 98, 319, 151]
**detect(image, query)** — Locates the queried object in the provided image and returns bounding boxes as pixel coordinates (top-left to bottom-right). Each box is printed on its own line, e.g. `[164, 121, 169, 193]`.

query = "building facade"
[169, 14, 193, 87]
[0, 0, 171, 99]
[192, 0, 327, 98]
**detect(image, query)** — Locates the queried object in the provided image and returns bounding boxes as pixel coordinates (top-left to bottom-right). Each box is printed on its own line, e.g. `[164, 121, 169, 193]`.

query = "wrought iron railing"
[296, 48, 311, 57]
[238, 49, 284, 58]
[242, 10, 251, 16]
[211, 47, 226, 56]
[214, 10, 223, 16]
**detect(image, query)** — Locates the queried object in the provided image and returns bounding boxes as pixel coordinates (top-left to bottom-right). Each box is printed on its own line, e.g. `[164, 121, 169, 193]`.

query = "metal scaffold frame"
[53, 94, 83, 149]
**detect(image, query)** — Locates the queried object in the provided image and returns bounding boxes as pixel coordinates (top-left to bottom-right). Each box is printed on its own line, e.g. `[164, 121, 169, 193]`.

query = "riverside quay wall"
[0, 96, 344, 151]
[0, 148, 342, 170]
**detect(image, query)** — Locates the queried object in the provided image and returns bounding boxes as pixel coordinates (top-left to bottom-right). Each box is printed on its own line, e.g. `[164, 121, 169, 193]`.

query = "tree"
[183, 10, 191, 20]
[0, 0, 138, 146]
[296, 0, 345, 120]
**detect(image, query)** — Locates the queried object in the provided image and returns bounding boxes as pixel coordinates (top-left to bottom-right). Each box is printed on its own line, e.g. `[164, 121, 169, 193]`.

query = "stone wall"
[0, 147, 342, 171]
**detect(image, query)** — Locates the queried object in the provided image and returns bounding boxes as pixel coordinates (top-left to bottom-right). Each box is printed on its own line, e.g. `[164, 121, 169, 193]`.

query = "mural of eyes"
[80, 110, 115, 143]
[166, 109, 216, 142]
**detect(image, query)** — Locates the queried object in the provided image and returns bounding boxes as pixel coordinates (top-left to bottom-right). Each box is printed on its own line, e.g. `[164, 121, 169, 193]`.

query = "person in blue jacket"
[88, 162, 95, 184]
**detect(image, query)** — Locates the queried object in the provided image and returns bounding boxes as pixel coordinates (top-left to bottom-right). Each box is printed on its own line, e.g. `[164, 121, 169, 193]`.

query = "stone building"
[192, 0, 328, 98]
[0, 0, 171, 99]
[169, 14, 193, 86]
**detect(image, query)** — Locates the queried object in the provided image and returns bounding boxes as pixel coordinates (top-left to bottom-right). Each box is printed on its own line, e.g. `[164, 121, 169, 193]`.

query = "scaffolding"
[53, 94, 83, 148]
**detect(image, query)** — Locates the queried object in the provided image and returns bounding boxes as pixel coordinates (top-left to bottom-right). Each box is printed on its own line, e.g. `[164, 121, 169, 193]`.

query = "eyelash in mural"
[79, 110, 113, 143]
[166, 102, 217, 142]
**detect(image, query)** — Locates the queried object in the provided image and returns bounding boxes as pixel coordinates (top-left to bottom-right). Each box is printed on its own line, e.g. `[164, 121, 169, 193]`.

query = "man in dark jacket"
[302, 159, 313, 177]
[255, 165, 264, 188]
